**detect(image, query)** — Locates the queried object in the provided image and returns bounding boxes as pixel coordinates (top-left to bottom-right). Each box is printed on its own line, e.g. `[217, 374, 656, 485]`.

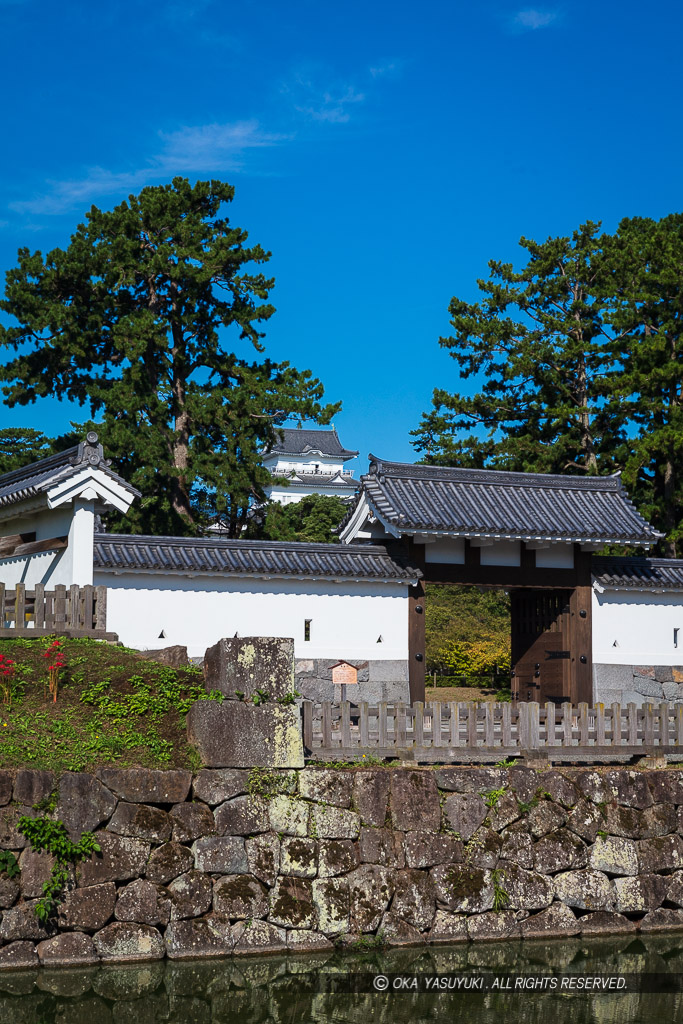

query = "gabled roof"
[340, 456, 662, 547]
[0, 433, 140, 514]
[265, 428, 358, 460]
[593, 556, 683, 592]
[93, 534, 420, 585]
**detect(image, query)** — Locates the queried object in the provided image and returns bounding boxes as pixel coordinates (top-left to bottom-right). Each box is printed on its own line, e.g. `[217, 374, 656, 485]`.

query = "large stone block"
[347, 864, 394, 932]
[639, 834, 683, 873]
[269, 877, 316, 929]
[442, 793, 487, 841]
[203, 636, 295, 701]
[13, 769, 54, 807]
[589, 836, 638, 876]
[192, 836, 248, 874]
[37, 932, 99, 966]
[519, 902, 579, 939]
[107, 802, 171, 843]
[299, 769, 353, 807]
[214, 794, 269, 836]
[213, 874, 269, 920]
[77, 833, 151, 886]
[318, 840, 359, 878]
[57, 773, 117, 838]
[167, 871, 213, 920]
[186, 701, 304, 768]
[353, 771, 390, 826]
[165, 916, 235, 959]
[58, 882, 116, 931]
[115, 879, 171, 926]
[404, 830, 463, 869]
[0, 941, 39, 970]
[390, 772, 441, 832]
[430, 864, 494, 914]
[613, 874, 668, 912]
[192, 769, 249, 806]
[280, 837, 318, 878]
[97, 768, 192, 804]
[93, 922, 165, 962]
[532, 829, 587, 875]
[553, 870, 614, 911]
[169, 802, 216, 843]
[500, 863, 554, 911]
[0, 901, 51, 941]
[309, 804, 360, 840]
[145, 843, 194, 885]
[246, 834, 280, 886]
[358, 826, 405, 868]
[391, 868, 435, 931]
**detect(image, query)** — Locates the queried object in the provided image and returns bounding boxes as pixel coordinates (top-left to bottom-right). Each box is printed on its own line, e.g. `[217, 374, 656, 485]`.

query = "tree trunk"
[170, 312, 193, 523]
[576, 350, 598, 473]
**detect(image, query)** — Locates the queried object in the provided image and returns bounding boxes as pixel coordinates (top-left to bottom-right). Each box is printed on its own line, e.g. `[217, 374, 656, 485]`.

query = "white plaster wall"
[95, 571, 411, 660]
[0, 506, 77, 588]
[593, 588, 683, 665]
[480, 540, 520, 566]
[536, 544, 574, 569]
[266, 483, 357, 505]
[425, 539, 465, 564]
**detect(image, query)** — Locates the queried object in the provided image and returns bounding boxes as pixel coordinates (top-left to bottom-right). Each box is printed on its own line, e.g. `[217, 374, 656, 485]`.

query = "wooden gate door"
[510, 590, 572, 704]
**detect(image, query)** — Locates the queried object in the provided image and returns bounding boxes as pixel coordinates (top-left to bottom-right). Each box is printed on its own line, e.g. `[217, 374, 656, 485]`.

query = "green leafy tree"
[425, 585, 510, 680]
[412, 222, 628, 475]
[248, 493, 349, 544]
[0, 427, 53, 475]
[0, 178, 339, 535]
[607, 214, 683, 555]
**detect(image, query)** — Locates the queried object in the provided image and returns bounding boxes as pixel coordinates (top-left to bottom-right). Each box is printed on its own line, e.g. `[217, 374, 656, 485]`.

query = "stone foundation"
[1, 764, 683, 968]
[295, 658, 410, 702]
[594, 664, 683, 706]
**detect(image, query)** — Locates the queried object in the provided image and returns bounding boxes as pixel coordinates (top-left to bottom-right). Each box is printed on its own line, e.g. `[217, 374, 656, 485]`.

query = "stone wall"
[295, 658, 409, 702]
[593, 664, 683, 706]
[2, 764, 683, 969]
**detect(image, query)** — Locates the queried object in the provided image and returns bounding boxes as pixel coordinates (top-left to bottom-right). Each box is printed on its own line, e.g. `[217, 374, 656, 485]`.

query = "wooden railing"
[301, 700, 683, 763]
[0, 584, 115, 639]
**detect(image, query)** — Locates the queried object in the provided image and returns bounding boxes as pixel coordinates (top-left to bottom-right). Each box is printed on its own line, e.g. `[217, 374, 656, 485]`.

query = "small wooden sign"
[331, 661, 358, 685]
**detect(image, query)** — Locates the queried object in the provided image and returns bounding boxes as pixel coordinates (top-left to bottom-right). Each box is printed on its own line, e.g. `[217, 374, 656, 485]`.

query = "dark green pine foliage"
[247, 493, 349, 544]
[0, 178, 339, 536]
[607, 215, 683, 556]
[412, 222, 628, 475]
[0, 428, 53, 475]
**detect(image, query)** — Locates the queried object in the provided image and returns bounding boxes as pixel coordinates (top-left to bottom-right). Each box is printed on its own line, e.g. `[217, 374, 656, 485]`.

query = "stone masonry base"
[2, 764, 683, 969]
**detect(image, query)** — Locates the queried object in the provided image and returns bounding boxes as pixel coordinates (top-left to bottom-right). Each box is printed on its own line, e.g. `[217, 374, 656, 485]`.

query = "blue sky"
[1, 0, 682, 473]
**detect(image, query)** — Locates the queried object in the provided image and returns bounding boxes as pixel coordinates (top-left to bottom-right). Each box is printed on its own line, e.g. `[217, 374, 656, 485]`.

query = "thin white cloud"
[283, 71, 365, 124]
[513, 8, 558, 30]
[10, 120, 287, 216]
[368, 59, 404, 79]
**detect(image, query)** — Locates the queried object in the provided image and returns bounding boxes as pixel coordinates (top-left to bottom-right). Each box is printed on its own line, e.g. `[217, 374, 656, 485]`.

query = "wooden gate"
[510, 590, 572, 704]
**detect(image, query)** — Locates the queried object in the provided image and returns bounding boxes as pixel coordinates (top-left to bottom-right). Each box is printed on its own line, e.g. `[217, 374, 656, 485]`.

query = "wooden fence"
[0, 584, 115, 639]
[301, 699, 683, 763]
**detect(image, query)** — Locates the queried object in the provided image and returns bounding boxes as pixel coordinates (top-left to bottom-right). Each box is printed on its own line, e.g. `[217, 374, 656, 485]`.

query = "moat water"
[5, 933, 683, 1023]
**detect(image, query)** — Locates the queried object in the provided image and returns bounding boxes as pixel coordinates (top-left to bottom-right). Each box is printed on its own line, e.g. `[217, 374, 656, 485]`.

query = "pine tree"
[412, 222, 628, 475]
[0, 178, 339, 535]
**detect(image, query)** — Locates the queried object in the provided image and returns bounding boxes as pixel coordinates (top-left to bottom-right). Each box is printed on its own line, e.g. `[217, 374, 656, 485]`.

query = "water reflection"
[3, 935, 683, 1023]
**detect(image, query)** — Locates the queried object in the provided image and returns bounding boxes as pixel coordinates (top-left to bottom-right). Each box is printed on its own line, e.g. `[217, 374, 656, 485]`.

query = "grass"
[0, 636, 219, 773]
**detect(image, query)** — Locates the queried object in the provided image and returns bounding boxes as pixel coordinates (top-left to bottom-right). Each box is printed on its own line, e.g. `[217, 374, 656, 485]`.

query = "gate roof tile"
[340, 457, 661, 546]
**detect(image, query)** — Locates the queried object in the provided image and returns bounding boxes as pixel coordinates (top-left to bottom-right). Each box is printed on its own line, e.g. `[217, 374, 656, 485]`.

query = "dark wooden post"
[407, 539, 426, 704]
[569, 545, 592, 704]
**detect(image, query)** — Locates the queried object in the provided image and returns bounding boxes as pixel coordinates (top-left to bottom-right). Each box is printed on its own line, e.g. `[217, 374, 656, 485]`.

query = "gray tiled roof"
[593, 556, 683, 591]
[0, 433, 139, 509]
[266, 429, 358, 460]
[93, 534, 420, 584]
[345, 456, 662, 546]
